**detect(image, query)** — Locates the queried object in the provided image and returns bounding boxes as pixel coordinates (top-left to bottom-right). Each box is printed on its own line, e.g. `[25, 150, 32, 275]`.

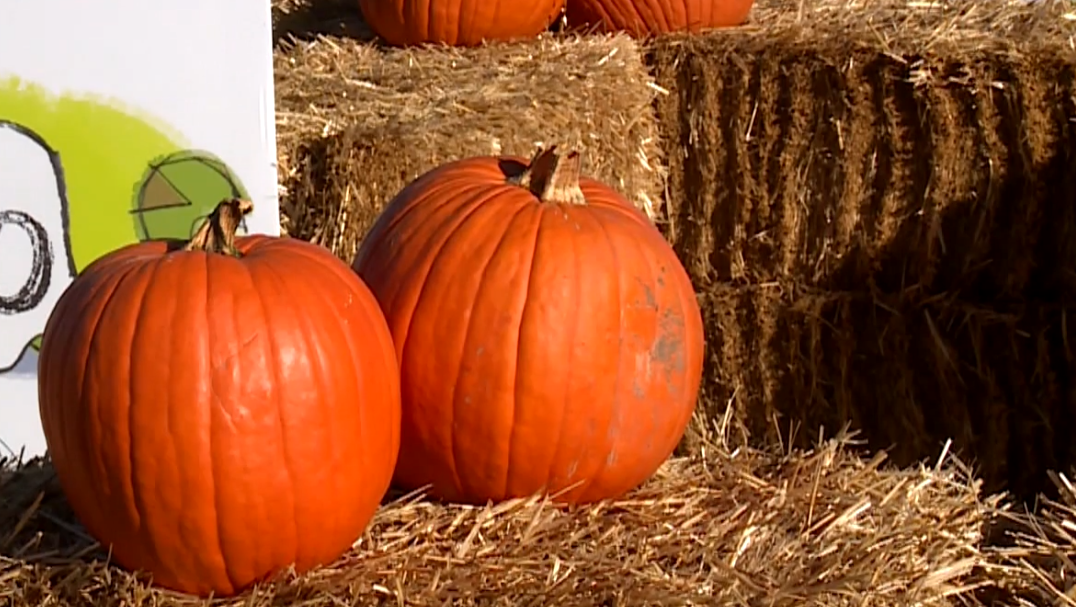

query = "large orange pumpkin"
[359, 0, 565, 47]
[352, 147, 704, 505]
[37, 200, 401, 597]
[565, 0, 752, 35]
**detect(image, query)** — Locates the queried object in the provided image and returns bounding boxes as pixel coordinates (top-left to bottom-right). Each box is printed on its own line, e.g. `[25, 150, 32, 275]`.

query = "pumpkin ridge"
[242, 259, 303, 571]
[438, 193, 534, 500]
[570, 207, 626, 500]
[201, 256, 242, 593]
[620, 0, 648, 35]
[299, 243, 395, 514]
[495, 203, 545, 499]
[664, 239, 704, 461]
[425, 0, 437, 45]
[459, 0, 477, 48]
[594, 220, 661, 498]
[366, 175, 479, 248]
[397, 186, 503, 497]
[535, 206, 583, 495]
[261, 256, 338, 553]
[369, 182, 480, 348]
[104, 263, 164, 573]
[620, 223, 678, 484]
[50, 265, 128, 563]
[358, 178, 494, 304]
[109, 262, 167, 581]
[133, 257, 191, 581]
[641, 0, 668, 35]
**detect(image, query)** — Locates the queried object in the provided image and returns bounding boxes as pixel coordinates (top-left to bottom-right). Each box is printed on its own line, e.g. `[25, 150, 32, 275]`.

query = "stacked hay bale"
[651, 0, 1076, 498]
[275, 28, 665, 262]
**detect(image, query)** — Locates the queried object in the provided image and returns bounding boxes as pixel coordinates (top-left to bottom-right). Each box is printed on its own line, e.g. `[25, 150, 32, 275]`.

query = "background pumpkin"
[359, 0, 565, 47]
[352, 147, 704, 505]
[565, 0, 753, 35]
[37, 200, 401, 598]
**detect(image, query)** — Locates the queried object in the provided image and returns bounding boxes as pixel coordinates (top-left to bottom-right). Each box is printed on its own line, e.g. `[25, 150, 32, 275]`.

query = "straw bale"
[0, 429, 1016, 606]
[275, 33, 665, 260]
[651, 0, 1076, 500]
[651, 0, 1076, 289]
[693, 281, 1076, 503]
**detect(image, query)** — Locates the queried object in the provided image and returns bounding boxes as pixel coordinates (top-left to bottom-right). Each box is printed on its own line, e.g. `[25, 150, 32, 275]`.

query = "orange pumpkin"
[565, 0, 752, 35]
[352, 147, 704, 505]
[38, 200, 401, 597]
[359, 0, 565, 47]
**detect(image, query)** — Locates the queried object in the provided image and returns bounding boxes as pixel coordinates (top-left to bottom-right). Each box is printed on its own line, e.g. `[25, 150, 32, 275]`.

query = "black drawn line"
[0, 209, 52, 313]
[0, 121, 76, 374]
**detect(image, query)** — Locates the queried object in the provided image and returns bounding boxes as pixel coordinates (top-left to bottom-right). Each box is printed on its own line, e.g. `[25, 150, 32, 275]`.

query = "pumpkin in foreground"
[359, 0, 565, 47]
[353, 147, 704, 505]
[565, 0, 753, 35]
[37, 200, 401, 597]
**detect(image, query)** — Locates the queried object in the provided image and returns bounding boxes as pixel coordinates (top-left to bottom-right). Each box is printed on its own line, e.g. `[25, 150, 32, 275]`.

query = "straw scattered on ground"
[983, 471, 1076, 603]
[274, 31, 665, 260]
[5, 421, 1073, 607]
[649, 0, 1076, 500]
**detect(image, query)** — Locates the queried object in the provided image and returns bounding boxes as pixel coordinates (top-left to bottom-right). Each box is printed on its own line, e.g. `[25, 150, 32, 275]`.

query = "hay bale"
[695, 283, 1076, 500]
[0, 433, 1012, 606]
[652, 0, 1076, 291]
[275, 34, 665, 260]
[651, 0, 1076, 499]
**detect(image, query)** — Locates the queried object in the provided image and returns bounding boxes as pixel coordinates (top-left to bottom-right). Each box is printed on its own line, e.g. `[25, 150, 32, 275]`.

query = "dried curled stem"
[185, 198, 254, 257]
[512, 146, 587, 205]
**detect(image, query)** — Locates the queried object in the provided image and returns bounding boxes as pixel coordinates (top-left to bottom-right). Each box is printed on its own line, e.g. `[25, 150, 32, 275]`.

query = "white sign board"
[0, 1, 280, 458]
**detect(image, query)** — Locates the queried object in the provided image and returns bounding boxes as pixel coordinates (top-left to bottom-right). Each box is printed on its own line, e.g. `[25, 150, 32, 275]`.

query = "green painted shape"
[133, 150, 249, 241]
[0, 77, 188, 270]
[0, 79, 249, 359]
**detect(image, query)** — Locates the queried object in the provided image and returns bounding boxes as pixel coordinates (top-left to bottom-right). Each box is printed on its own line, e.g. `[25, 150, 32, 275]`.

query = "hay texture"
[985, 471, 1076, 604]
[1, 429, 1051, 607]
[651, 0, 1076, 499]
[275, 33, 665, 261]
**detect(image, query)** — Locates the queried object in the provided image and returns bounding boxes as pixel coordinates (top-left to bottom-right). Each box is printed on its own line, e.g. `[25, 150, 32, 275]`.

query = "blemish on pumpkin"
[651, 309, 686, 382]
[214, 332, 260, 372]
[631, 276, 658, 311]
[631, 350, 653, 399]
[632, 382, 646, 399]
[566, 459, 579, 479]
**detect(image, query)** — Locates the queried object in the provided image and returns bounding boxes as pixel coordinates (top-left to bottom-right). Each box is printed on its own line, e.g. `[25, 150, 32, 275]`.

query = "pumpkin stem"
[184, 198, 254, 257]
[513, 146, 587, 205]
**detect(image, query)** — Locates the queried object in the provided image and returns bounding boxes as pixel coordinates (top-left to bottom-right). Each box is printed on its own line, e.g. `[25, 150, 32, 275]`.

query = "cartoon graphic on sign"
[0, 78, 249, 375]
[134, 149, 249, 241]
[0, 122, 76, 372]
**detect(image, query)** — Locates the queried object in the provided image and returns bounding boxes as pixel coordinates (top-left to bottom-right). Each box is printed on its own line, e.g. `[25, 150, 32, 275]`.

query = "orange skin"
[566, 0, 753, 35]
[37, 231, 401, 597]
[353, 153, 705, 505]
[360, 0, 566, 47]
